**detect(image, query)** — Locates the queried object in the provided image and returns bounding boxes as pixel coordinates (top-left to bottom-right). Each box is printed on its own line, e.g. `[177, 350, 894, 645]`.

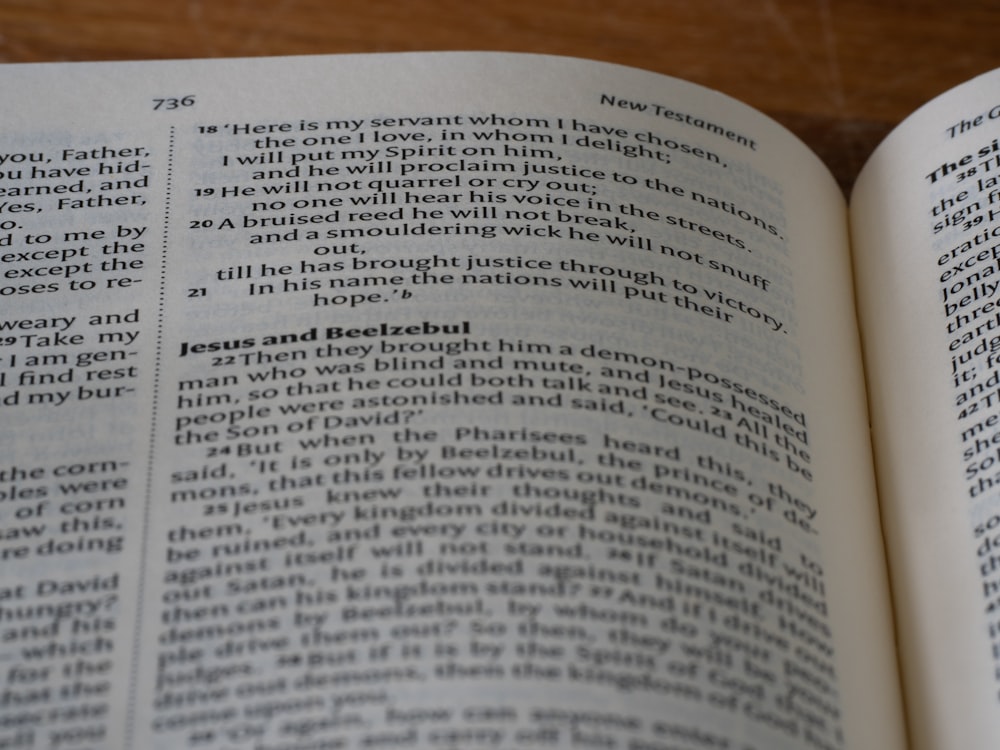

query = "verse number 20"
[153, 95, 195, 110]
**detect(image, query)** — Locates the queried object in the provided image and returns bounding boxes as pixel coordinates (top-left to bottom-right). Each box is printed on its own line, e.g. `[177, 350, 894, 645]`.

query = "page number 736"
[153, 95, 195, 110]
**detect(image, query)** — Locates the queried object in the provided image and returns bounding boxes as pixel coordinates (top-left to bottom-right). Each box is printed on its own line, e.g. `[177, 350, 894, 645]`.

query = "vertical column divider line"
[126, 124, 174, 746]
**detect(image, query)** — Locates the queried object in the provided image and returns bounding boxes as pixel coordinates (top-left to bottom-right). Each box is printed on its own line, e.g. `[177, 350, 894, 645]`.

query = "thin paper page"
[0, 52, 903, 749]
[852, 67, 1000, 750]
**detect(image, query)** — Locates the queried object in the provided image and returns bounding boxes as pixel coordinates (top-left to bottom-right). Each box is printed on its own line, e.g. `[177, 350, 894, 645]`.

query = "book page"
[851, 68, 1000, 749]
[0, 52, 904, 749]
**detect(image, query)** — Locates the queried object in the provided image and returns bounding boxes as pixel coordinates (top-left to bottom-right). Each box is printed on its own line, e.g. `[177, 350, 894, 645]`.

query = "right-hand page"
[851, 68, 1000, 749]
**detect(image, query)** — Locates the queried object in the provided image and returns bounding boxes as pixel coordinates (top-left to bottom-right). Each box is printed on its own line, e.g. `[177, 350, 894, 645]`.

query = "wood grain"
[0, 0, 996, 191]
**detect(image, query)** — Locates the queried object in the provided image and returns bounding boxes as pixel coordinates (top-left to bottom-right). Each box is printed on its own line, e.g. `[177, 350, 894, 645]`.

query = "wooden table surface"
[1, 0, 997, 193]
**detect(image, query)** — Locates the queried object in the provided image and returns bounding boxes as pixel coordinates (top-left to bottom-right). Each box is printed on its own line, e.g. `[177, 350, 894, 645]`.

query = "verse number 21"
[153, 95, 195, 110]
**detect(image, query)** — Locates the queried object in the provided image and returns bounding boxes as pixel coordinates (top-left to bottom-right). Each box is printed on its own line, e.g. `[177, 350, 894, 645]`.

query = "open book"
[1, 51, 997, 749]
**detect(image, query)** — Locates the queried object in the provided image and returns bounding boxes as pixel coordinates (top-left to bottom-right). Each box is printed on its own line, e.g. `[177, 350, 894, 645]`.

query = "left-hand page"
[0, 52, 904, 750]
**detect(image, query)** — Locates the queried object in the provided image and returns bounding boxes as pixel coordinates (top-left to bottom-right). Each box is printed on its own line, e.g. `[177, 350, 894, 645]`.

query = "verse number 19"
[153, 95, 195, 110]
